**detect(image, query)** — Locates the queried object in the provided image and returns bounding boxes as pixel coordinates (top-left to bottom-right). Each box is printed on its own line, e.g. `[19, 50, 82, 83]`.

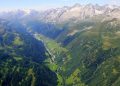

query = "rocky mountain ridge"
[0, 4, 120, 23]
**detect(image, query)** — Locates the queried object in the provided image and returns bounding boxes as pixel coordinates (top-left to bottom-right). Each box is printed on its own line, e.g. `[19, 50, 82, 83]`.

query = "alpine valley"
[0, 4, 120, 86]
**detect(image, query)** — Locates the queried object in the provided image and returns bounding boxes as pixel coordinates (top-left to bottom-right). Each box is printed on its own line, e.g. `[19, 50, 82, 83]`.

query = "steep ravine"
[33, 33, 66, 86]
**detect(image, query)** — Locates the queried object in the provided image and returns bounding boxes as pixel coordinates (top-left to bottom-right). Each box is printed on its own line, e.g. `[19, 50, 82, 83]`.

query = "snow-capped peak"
[0, 4, 120, 22]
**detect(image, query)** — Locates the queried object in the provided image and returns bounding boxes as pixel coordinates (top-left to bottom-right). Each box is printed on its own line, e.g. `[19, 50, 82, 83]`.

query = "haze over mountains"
[0, 4, 120, 22]
[0, 3, 120, 86]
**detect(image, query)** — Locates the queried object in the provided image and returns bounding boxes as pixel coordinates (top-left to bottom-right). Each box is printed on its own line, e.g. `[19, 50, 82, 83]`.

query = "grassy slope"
[35, 33, 86, 86]
[60, 19, 120, 86]
[34, 18, 120, 86]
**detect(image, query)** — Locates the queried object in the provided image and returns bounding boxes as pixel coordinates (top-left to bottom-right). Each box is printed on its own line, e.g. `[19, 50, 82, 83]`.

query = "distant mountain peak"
[0, 4, 120, 22]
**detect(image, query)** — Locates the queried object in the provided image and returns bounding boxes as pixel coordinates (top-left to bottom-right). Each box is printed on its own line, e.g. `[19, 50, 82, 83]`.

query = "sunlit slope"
[56, 19, 120, 86]
[34, 33, 86, 86]
[29, 18, 120, 86]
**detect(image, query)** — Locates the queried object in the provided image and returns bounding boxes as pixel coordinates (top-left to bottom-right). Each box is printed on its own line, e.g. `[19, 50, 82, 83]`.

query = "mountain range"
[0, 4, 120, 22]
[0, 3, 120, 86]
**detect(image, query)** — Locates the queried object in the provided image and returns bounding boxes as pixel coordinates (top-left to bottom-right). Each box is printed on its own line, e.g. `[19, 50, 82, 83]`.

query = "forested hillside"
[27, 18, 120, 86]
[0, 19, 57, 86]
[0, 3, 120, 86]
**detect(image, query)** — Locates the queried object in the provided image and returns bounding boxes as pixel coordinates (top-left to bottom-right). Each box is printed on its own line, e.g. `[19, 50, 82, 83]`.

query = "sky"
[0, 0, 120, 11]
